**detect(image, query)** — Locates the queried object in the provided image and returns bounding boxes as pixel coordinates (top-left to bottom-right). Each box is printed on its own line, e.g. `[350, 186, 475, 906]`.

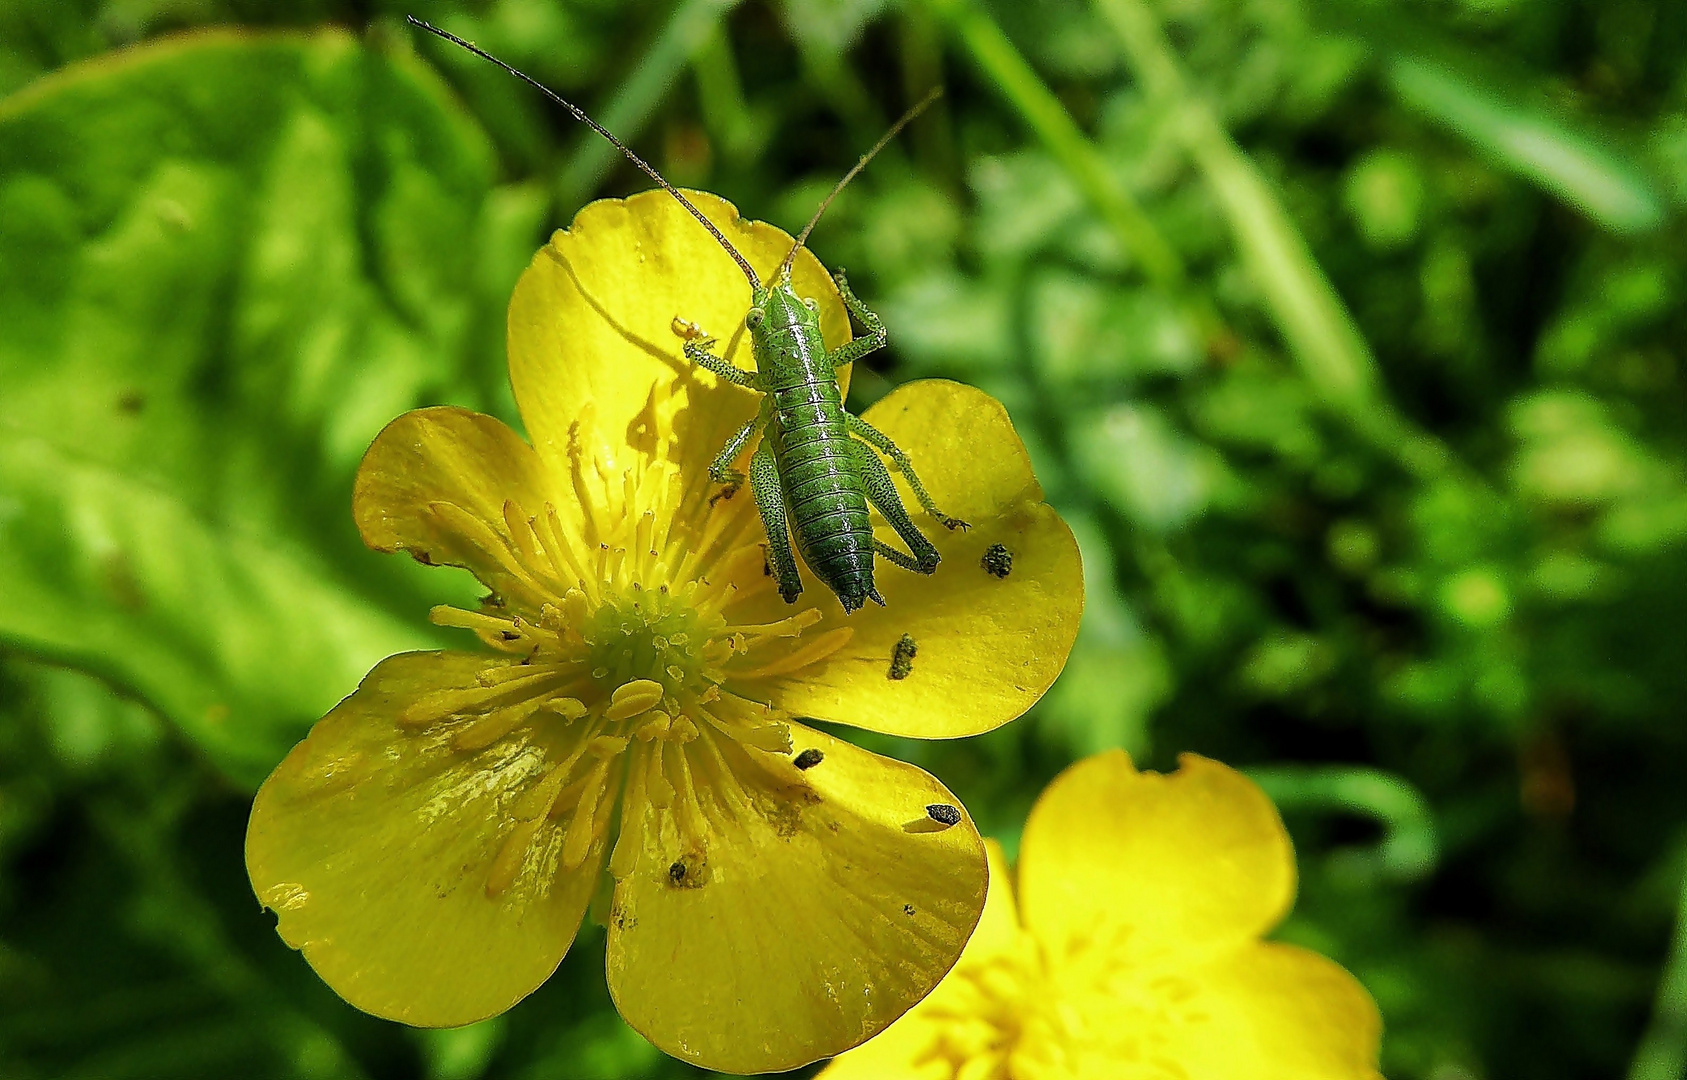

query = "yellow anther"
[739, 722, 793, 754]
[633, 712, 672, 740]
[513, 766, 567, 821]
[647, 745, 675, 808]
[547, 697, 588, 720]
[562, 760, 611, 870]
[589, 734, 630, 757]
[605, 679, 666, 720]
[485, 818, 542, 898]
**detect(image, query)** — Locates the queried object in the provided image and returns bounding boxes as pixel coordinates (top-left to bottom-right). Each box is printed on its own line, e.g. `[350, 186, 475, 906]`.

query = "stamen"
[425, 501, 552, 601]
[609, 746, 650, 879]
[633, 711, 673, 740]
[732, 608, 825, 647]
[475, 661, 554, 687]
[562, 759, 611, 869]
[485, 817, 543, 898]
[691, 725, 754, 818]
[646, 740, 675, 807]
[454, 694, 560, 751]
[428, 605, 525, 638]
[541, 503, 594, 595]
[605, 678, 666, 720]
[502, 499, 550, 580]
[671, 748, 710, 852]
[512, 764, 568, 821]
[589, 734, 630, 757]
[559, 587, 591, 629]
[401, 669, 567, 727]
[568, 417, 605, 551]
[700, 704, 793, 754]
[730, 626, 854, 679]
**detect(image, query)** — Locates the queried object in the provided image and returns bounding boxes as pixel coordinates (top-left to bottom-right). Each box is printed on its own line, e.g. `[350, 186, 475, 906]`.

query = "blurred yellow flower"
[244, 190, 1083, 1073]
[820, 750, 1385, 1080]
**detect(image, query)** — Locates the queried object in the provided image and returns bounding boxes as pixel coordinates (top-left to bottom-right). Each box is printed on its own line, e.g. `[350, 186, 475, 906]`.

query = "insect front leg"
[707, 399, 771, 504]
[825, 269, 888, 369]
[846, 439, 940, 575]
[845, 413, 969, 531]
[673, 317, 762, 389]
[748, 441, 804, 604]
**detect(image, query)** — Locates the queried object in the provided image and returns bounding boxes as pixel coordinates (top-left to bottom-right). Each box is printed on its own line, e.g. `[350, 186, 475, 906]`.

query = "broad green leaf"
[0, 30, 533, 782]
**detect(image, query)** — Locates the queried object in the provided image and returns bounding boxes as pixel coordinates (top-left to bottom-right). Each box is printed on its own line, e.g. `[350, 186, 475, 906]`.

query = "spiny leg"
[847, 438, 939, 575]
[872, 539, 929, 574]
[844, 413, 969, 531]
[825, 269, 888, 369]
[749, 441, 804, 603]
[673, 317, 762, 389]
[707, 399, 771, 505]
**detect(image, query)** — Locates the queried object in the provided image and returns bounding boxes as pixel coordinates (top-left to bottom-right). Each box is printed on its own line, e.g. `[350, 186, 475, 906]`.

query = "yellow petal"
[1142, 942, 1384, 1080]
[245, 651, 602, 1027]
[817, 839, 1027, 1080]
[1018, 751, 1295, 959]
[353, 406, 558, 606]
[741, 380, 1083, 738]
[604, 724, 987, 1074]
[507, 189, 850, 502]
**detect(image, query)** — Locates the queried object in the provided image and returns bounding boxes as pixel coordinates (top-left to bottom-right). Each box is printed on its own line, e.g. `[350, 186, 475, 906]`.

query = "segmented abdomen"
[768, 377, 875, 604]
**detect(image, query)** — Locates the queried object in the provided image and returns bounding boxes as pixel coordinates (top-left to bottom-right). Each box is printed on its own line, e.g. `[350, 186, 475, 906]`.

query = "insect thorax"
[747, 283, 829, 386]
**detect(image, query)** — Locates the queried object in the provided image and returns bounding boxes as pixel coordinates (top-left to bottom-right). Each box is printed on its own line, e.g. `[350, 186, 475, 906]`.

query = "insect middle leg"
[844, 413, 968, 531]
[846, 439, 940, 575]
[748, 441, 804, 604]
[707, 399, 771, 503]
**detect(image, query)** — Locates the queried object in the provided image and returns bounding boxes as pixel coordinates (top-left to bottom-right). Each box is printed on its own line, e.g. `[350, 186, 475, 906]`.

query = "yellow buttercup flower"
[244, 190, 1083, 1073]
[819, 751, 1385, 1080]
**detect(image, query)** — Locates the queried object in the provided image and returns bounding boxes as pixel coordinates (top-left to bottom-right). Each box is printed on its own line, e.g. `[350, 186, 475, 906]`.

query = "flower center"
[406, 408, 859, 902]
[584, 587, 716, 696]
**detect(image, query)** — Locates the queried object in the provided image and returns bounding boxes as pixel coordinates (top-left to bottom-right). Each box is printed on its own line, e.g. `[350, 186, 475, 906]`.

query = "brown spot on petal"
[889, 634, 917, 680]
[982, 543, 1013, 578]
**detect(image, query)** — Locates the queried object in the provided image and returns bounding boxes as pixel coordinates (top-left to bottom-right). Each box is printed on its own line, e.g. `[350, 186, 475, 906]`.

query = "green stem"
[557, 0, 743, 207]
[1247, 765, 1439, 881]
[1629, 850, 1687, 1080]
[920, 0, 1185, 287]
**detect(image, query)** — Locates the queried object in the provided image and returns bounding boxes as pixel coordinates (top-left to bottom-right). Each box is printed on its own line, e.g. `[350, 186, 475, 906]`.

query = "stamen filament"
[730, 626, 854, 679]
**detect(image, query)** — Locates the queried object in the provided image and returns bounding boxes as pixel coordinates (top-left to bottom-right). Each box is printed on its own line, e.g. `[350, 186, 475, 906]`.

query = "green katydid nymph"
[409, 17, 967, 614]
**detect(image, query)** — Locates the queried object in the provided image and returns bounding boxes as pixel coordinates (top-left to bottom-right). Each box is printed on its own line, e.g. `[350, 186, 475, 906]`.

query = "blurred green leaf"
[1386, 53, 1666, 234]
[1249, 765, 1440, 883]
[0, 433, 430, 788]
[0, 30, 519, 783]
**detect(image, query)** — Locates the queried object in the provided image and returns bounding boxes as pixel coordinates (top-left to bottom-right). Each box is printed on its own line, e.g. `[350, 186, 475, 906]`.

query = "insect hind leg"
[748, 442, 804, 603]
[845, 414, 968, 531]
[847, 439, 939, 575]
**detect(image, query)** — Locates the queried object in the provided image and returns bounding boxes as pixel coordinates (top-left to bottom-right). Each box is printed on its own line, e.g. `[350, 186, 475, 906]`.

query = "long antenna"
[775, 86, 943, 284]
[407, 16, 761, 289]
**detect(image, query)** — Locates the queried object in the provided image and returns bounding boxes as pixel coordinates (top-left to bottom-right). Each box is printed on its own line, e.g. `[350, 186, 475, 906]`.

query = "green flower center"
[583, 587, 718, 696]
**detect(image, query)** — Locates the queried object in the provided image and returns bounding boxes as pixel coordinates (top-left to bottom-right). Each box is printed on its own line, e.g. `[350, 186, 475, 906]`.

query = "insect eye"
[746, 307, 765, 328]
[803, 297, 819, 313]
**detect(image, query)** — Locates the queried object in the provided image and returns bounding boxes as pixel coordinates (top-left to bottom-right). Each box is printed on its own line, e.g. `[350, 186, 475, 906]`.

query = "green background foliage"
[2, 0, 1685, 1076]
